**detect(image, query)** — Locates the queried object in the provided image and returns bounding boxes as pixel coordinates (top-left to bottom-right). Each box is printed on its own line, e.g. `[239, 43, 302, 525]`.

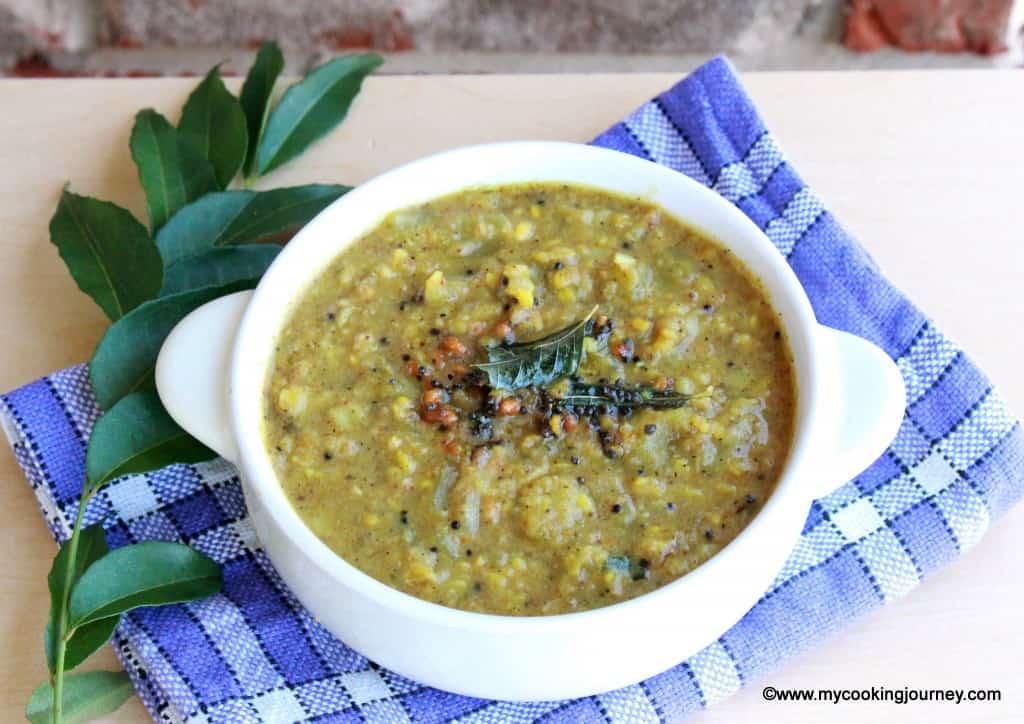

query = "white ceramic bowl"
[156, 142, 905, 701]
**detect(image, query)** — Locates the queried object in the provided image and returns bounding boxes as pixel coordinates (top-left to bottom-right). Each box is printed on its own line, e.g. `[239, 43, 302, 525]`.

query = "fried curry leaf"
[554, 380, 693, 412]
[473, 307, 597, 391]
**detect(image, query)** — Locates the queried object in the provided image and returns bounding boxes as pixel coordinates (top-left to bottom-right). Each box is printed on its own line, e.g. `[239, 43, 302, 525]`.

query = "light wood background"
[1, 70, 1021, 723]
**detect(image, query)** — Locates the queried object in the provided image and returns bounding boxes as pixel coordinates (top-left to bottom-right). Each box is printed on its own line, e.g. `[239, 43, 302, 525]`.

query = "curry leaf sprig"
[34, 42, 381, 723]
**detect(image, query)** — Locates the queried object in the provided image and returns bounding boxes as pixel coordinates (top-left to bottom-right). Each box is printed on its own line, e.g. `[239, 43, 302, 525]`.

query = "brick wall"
[844, 0, 1018, 53]
[1, 0, 1020, 76]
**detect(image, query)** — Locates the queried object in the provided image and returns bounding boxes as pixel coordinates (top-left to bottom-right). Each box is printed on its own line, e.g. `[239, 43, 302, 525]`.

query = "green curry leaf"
[156, 190, 253, 264]
[85, 391, 215, 489]
[156, 184, 349, 265]
[68, 541, 222, 628]
[48, 189, 162, 321]
[160, 244, 282, 296]
[26, 671, 134, 724]
[48, 616, 121, 674]
[473, 307, 597, 391]
[255, 53, 382, 175]
[240, 42, 285, 177]
[130, 109, 217, 232]
[45, 525, 109, 673]
[89, 280, 258, 410]
[178, 65, 249, 189]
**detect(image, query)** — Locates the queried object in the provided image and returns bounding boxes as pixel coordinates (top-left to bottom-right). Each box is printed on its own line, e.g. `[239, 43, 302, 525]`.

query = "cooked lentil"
[264, 182, 796, 616]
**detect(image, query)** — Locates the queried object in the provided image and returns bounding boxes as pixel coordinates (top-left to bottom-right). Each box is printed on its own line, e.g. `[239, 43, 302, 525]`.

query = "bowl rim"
[229, 140, 825, 632]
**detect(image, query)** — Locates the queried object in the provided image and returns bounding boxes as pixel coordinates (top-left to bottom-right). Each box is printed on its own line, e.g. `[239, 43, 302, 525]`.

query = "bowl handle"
[810, 326, 906, 500]
[155, 290, 254, 464]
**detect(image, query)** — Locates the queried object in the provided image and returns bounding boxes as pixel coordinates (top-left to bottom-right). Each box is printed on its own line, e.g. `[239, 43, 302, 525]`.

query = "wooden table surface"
[1, 70, 1021, 723]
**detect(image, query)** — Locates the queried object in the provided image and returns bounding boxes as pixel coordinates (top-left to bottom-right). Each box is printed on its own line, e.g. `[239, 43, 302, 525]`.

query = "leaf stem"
[51, 483, 95, 724]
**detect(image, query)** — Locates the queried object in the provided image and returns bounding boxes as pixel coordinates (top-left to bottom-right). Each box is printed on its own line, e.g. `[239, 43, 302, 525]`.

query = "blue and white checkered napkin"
[4, 56, 1023, 723]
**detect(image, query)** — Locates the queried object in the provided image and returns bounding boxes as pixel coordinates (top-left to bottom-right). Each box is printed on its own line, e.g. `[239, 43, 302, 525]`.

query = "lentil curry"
[264, 183, 796, 616]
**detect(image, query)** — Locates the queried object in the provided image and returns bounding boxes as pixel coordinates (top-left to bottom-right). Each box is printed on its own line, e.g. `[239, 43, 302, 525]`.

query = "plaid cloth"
[3, 56, 1022, 724]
